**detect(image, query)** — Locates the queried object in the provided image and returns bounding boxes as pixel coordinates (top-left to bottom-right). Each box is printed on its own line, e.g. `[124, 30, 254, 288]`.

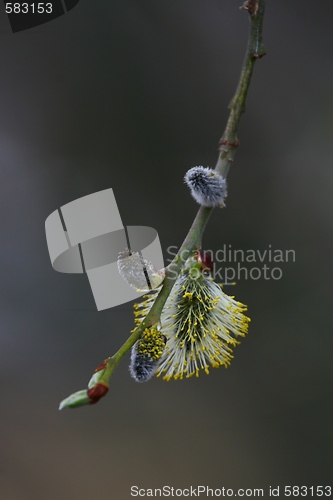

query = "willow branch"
[59, 0, 266, 408]
[101, 0, 266, 388]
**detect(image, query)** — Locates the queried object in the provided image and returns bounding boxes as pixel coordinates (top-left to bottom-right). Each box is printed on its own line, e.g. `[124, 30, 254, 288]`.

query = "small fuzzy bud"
[129, 349, 158, 383]
[118, 249, 165, 292]
[129, 327, 166, 383]
[184, 166, 227, 208]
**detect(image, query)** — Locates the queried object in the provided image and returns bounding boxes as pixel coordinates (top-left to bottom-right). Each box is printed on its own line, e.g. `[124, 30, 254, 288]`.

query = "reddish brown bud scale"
[87, 383, 109, 404]
[94, 359, 108, 373]
[241, 0, 259, 17]
[218, 137, 240, 150]
[195, 249, 214, 272]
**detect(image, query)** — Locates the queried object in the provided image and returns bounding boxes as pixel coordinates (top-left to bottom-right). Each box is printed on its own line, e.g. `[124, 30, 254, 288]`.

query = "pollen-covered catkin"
[133, 256, 250, 381]
[129, 327, 166, 382]
[184, 166, 227, 207]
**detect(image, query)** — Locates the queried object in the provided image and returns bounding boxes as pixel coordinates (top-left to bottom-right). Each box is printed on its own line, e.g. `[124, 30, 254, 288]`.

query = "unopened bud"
[184, 166, 227, 208]
[58, 390, 91, 410]
[59, 360, 110, 410]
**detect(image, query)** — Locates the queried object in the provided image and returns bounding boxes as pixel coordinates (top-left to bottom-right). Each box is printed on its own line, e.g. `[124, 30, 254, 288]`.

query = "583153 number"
[5, 3, 53, 14]
[284, 486, 332, 497]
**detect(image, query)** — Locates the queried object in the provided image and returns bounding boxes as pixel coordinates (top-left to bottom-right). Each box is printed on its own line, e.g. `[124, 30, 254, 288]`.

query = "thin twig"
[60, 0, 266, 408]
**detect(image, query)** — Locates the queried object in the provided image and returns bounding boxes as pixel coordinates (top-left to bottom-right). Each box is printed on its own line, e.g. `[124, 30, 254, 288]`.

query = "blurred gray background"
[0, 1, 332, 498]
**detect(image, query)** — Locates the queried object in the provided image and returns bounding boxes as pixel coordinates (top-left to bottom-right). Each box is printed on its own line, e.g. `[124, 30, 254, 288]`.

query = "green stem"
[85, 1, 266, 395]
[216, 0, 266, 178]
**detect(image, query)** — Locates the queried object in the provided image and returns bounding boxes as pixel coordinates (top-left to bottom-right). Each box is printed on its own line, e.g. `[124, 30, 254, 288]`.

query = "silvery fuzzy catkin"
[129, 327, 166, 382]
[184, 166, 227, 207]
